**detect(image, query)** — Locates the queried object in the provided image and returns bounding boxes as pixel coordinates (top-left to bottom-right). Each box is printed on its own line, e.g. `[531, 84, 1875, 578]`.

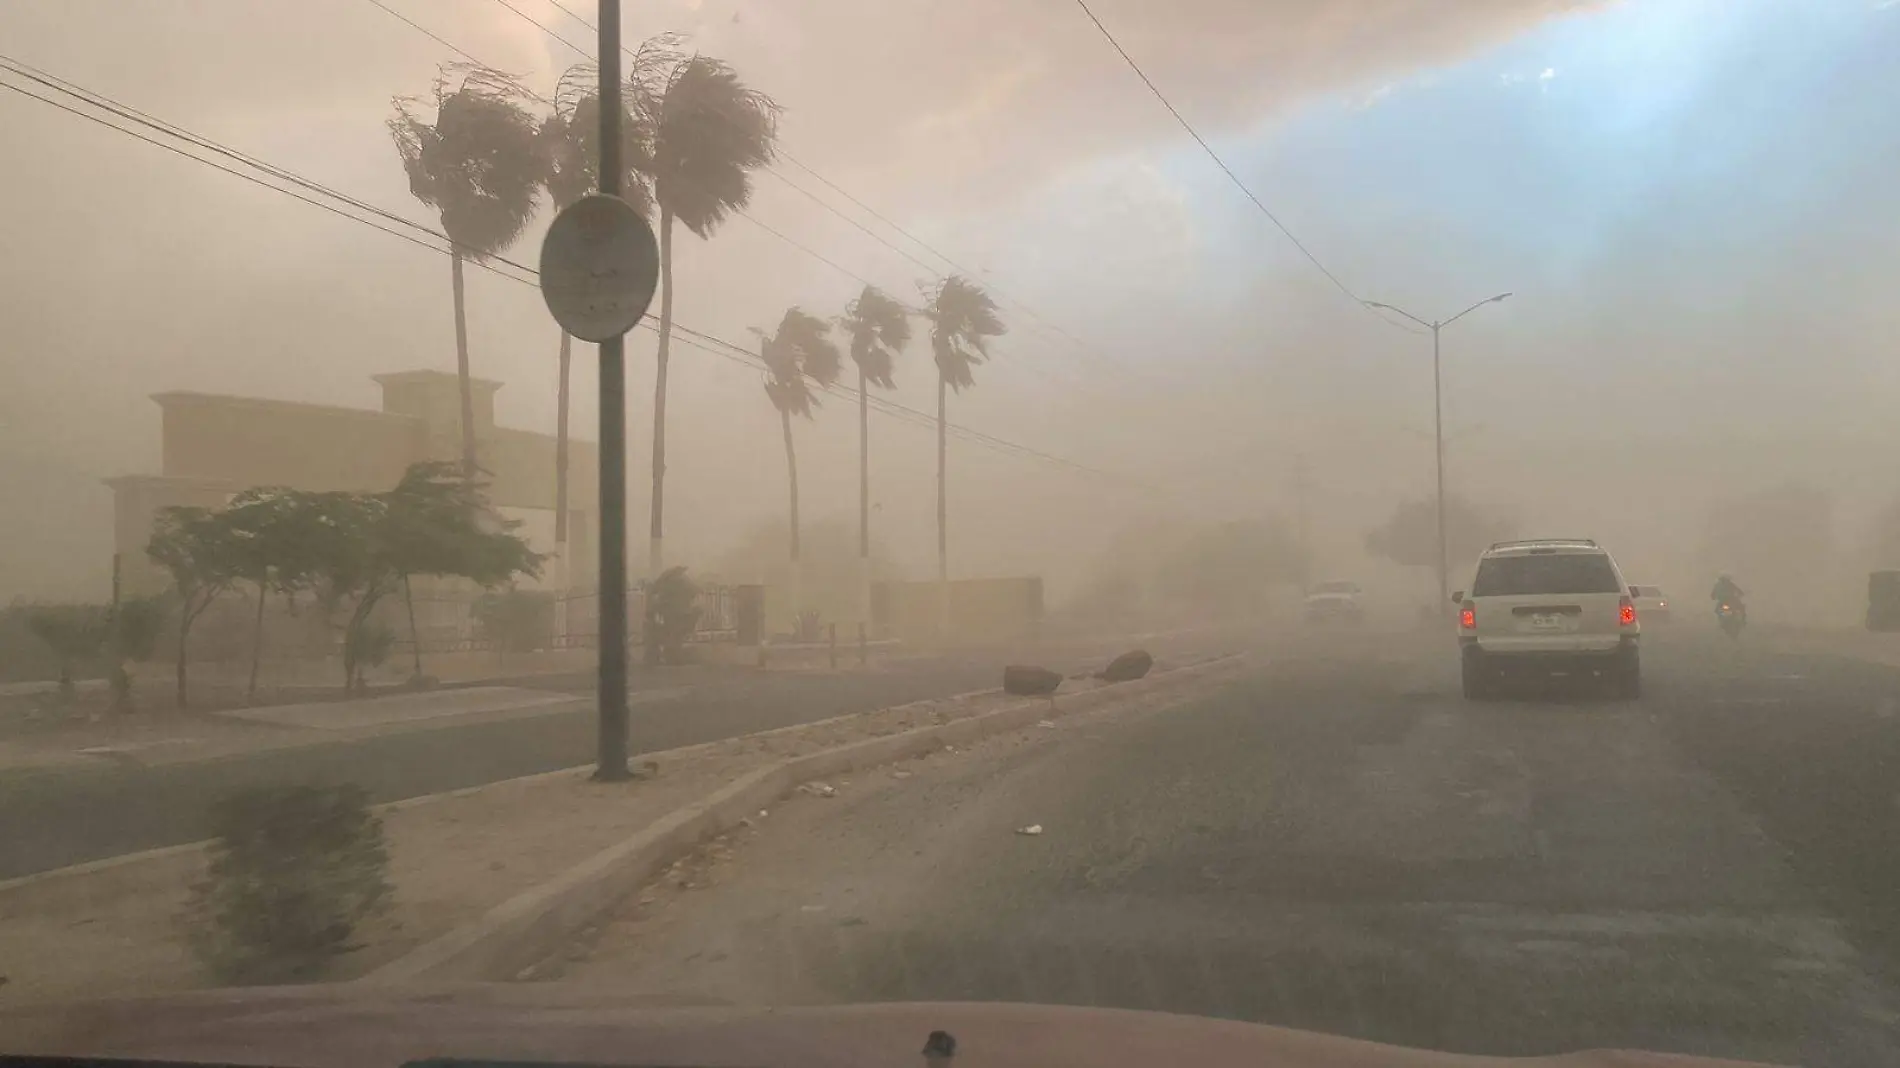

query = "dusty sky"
[2, 0, 1897, 612]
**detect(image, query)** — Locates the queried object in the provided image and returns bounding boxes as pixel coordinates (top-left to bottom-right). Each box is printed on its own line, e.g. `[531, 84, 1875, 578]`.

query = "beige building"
[106, 370, 597, 598]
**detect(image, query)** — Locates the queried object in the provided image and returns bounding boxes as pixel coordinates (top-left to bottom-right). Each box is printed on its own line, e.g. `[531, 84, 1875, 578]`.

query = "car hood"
[0, 985, 1779, 1068]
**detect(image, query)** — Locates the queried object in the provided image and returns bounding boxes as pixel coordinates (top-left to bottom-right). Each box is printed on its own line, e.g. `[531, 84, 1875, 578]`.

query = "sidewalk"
[0, 685, 624, 773]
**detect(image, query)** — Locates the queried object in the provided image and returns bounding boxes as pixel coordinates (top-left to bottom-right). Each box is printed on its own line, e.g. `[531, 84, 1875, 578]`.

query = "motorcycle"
[1716, 601, 1746, 639]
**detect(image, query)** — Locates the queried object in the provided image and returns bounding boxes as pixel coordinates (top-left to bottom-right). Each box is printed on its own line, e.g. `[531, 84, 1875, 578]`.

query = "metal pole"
[1432, 322, 1449, 611]
[594, 0, 630, 782]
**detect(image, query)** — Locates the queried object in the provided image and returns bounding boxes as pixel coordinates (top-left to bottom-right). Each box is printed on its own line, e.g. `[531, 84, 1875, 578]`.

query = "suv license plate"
[1532, 614, 1562, 631]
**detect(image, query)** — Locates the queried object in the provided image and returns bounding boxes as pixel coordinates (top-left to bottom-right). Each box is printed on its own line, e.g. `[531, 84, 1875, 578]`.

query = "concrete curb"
[361, 654, 1245, 985]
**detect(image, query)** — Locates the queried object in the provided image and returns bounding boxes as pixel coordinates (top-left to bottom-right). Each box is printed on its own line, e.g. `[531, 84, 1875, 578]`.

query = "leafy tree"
[539, 62, 655, 569]
[389, 65, 546, 476]
[1365, 495, 1516, 578]
[148, 506, 243, 708]
[304, 464, 542, 693]
[25, 604, 106, 701]
[759, 308, 841, 624]
[922, 276, 1006, 621]
[631, 47, 780, 582]
[223, 488, 325, 702]
[841, 285, 912, 605]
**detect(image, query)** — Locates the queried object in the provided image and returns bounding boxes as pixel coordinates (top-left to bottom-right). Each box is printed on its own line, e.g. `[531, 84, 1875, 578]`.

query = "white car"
[1453, 539, 1641, 700]
[1302, 580, 1365, 625]
[1629, 584, 1671, 623]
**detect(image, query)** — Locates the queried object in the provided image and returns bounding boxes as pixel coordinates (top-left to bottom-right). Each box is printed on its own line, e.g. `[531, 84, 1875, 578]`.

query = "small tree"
[184, 783, 392, 983]
[25, 604, 107, 701]
[148, 507, 242, 709]
[224, 488, 325, 703]
[1365, 495, 1516, 578]
[304, 464, 542, 694]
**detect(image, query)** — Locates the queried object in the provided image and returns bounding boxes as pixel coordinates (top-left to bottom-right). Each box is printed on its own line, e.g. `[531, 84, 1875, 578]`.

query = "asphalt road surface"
[0, 632, 1222, 879]
[556, 629, 1900, 1067]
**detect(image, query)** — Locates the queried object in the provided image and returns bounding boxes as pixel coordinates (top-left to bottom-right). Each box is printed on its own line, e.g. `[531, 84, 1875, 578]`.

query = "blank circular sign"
[538, 194, 660, 342]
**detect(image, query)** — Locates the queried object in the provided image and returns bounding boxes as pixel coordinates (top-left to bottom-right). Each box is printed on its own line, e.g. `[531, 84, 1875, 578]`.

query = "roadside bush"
[184, 783, 392, 983]
[648, 566, 702, 665]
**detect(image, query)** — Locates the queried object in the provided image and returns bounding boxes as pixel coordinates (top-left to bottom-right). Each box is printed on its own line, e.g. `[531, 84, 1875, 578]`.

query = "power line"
[1068, 0, 1402, 327]
[0, 56, 1133, 486]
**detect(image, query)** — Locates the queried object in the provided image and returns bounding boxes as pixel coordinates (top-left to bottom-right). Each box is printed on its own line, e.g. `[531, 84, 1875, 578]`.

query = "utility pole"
[594, 0, 629, 781]
[1364, 292, 1512, 611]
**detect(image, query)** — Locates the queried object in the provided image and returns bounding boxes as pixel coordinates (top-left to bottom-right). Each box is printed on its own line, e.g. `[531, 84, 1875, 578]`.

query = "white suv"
[1453, 539, 1641, 700]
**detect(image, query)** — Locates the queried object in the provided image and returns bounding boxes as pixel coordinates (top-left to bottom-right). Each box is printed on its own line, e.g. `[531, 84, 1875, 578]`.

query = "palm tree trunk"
[650, 206, 674, 580]
[645, 207, 675, 667]
[937, 372, 949, 640]
[403, 574, 424, 680]
[246, 575, 267, 703]
[782, 406, 802, 630]
[554, 328, 572, 641]
[858, 366, 872, 627]
[451, 250, 477, 477]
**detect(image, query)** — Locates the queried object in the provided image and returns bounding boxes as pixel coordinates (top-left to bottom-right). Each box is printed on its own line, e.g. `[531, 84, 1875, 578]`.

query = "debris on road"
[1097, 649, 1155, 683]
[1038, 719, 1056, 729]
[891, 769, 913, 779]
[1003, 664, 1062, 696]
[1015, 824, 1044, 836]
[799, 781, 837, 798]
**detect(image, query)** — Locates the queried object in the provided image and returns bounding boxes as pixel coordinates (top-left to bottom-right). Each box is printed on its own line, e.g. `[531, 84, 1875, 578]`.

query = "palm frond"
[924, 275, 1006, 393]
[541, 63, 656, 217]
[389, 65, 548, 259]
[760, 307, 840, 419]
[843, 285, 911, 390]
[644, 54, 782, 237]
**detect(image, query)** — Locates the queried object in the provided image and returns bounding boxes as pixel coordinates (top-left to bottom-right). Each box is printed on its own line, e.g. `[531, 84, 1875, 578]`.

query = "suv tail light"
[1459, 606, 1476, 630]
[1619, 596, 1636, 627]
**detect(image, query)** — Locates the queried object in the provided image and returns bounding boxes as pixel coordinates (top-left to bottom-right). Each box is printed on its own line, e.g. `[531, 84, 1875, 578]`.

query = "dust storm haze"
[2, 0, 1897, 626]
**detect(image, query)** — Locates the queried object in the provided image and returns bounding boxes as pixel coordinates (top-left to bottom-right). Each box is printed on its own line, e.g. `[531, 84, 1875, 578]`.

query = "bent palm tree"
[759, 308, 841, 631]
[922, 276, 1005, 635]
[634, 51, 780, 590]
[839, 286, 912, 622]
[389, 65, 546, 476]
[538, 62, 655, 615]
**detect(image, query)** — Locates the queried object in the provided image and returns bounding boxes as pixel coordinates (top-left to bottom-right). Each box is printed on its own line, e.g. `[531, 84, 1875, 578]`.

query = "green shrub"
[184, 784, 392, 983]
[649, 566, 702, 665]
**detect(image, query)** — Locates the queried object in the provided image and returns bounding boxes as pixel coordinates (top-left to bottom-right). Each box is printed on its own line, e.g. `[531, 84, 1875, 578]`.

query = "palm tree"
[538, 62, 654, 620]
[922, 276, 1006, 636]
[389, 65, 546, 477]
[839, 285, 912, 623]
[758, 308, 841, 630]
[633, 51, 780, 584]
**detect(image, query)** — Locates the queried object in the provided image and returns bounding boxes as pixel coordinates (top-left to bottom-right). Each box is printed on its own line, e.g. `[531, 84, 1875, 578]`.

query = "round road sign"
[538, 194, 660, 342]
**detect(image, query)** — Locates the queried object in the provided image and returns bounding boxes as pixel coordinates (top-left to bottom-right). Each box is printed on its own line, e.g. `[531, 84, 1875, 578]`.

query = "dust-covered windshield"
[3, 3, 1900, 1067]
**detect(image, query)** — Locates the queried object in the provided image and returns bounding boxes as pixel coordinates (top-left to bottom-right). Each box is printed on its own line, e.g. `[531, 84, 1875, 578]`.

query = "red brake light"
[1619, 597, 1636, 626]
[1459, 606, 1476, 630]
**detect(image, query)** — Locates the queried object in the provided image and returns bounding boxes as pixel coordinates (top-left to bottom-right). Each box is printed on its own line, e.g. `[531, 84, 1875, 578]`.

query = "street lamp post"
[1363, 293, 1512, 611]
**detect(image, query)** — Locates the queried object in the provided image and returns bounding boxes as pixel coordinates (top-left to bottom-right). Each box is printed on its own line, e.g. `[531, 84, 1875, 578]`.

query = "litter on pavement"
[1015, 824, 1044, 836]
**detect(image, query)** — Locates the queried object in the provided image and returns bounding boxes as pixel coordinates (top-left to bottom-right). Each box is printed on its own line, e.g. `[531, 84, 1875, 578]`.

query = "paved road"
[0, 633, 1220, 880]
[557, 631, 1900, 1067]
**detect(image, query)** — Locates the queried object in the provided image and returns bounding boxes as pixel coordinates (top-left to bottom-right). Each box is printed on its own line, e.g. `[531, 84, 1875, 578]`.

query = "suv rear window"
[1472, 553, 1622, 596]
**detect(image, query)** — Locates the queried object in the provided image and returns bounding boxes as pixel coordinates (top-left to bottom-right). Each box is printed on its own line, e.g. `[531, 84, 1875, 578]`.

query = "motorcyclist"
[1711, 574, 1746, 617]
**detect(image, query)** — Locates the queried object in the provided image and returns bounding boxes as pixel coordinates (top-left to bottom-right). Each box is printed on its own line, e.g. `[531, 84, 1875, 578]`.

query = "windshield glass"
[1472, 554, 1623, 596]
[3, 4, 1897, 1068]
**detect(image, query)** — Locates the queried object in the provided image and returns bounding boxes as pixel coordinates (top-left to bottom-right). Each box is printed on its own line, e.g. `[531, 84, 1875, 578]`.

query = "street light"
[1363, 292, 1512, 611]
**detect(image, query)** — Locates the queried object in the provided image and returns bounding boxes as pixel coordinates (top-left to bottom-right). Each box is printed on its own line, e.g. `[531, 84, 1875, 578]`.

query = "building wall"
[157, 393, 427, 492]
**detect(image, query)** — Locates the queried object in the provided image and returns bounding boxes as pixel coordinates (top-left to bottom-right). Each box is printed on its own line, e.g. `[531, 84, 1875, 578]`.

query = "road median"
[0, 652, 1242, 1003]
